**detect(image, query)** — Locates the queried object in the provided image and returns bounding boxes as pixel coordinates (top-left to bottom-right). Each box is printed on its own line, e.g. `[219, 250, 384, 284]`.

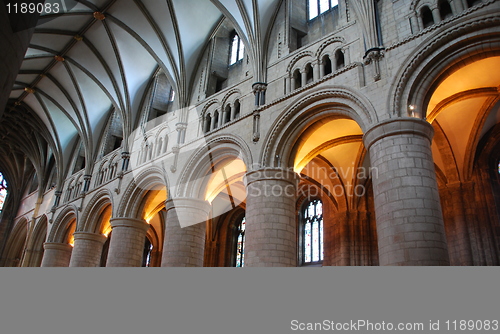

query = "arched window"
[293, 69, 302, 90]
[421, 6, 434, 28]
[305, 63, 314, 84]
[213, 110, 220, 129]
[230, 32, 245, 65]
[467, 0, 482, 8]
[233, 99, 241, 119]
[438, 0, 453, 20]
[235, 216, 245, 267]
[308, 0, 339, 20]
[335, 49, 345, 70]
[322, 54, 332, 76]
[204, 114, 212, 133]
[301, 199, 323, 265]
[0, 172, 8, 213]
[224, 104, 231, 124]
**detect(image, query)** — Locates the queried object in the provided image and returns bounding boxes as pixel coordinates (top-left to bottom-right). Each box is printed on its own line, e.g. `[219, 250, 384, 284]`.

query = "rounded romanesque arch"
[389, 12, 500, 118]
[80, 189, 114, 234]
[48, 205, 78, 243]
[261, 85, 376, 168]
[116, 166, 169, 219]
[176, 134, 253, 200]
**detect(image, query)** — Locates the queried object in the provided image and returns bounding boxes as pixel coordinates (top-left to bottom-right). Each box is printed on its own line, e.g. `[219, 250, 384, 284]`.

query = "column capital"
[251, 82, 268, 93]
[72, 231, 107, 244]
[43, 242, 73, 252]
[363, 118, 434, 150]
[244, 167, 300, 188]
[110, 217, 150, 233]
[165, 198, 211, 228]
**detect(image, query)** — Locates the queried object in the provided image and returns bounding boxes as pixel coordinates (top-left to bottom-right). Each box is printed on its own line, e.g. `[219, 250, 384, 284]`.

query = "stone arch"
[315, 36, 345, 59]
[286, 51, 315, 74]
[117, 166, 169, 219]
[154, 124, 170, 156]
[2, 217, 28, 267]
[389, 13, 500, 118]
[176, 134, 253, 200]
[80, 189, 114, 234]
[201, 99, 221, 133]
[261, 85, 376, 167]
[410, 0, 438, 12]
[48, 205, 78, 243]
[221, 89, 242, 108]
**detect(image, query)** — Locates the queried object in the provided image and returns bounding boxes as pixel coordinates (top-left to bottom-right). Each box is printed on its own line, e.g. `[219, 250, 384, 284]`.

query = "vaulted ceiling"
[3, 0, 283, 191]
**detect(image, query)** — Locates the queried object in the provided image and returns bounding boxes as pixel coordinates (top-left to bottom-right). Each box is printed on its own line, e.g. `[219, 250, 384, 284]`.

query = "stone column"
[244, 168, 300, 267]
[210, 113, 216, 131]
[450, 0, 464, 13]
[363, 118, 449, 265]
[301, 70, 307, 88]
[230, 105, 236, 120]
[319, 59, 325, 78]
[106, 218, 150, 267]
[285, 76, 291, 94]
[410, 14, 420, 34]
[432, 6, 441, 24]
[221, 109, 228, 125]
[41, 242, 73, 267]
[218, 111, 224, 127]
[69, 232, 107, 267]
[312, 60, 320, 81]
[161, 198, 211, 267]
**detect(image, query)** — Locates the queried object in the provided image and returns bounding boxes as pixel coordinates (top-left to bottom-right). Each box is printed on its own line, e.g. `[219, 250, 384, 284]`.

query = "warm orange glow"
[205, 158, 246, 203]
[143, 186, 167, 220]
[102, 226, 112, 237]
[294, 119, 363, 173]
[427, 57, 500, 116]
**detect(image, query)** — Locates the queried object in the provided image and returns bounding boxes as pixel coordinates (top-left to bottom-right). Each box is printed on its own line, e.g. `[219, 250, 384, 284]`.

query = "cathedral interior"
[0, 0, 500, 267]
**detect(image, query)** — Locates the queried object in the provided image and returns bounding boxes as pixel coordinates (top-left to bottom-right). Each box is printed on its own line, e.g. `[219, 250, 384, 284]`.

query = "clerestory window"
[308, 0, 338, 20]
[230, 32, 245, 65]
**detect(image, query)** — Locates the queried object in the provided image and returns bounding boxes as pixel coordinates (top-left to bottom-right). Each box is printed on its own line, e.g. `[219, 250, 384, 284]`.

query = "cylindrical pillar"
[106, 218, 150, 267]
[410, 15, 420, 34]
[41, 242, 73, 267]
[363, 118, 450, 265]
[69, 232, 107, 267]
[312, 61, 320, 81]
[432, 7, 441, 23]
[161, 198, 211, 267]
[244, 168, 300, 267]
[319, 60, 325, 78]
[301, 70, 307, 87]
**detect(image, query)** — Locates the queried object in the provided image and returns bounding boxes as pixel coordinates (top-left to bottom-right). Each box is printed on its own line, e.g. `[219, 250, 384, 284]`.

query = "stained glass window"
[235, 217, 246, 267]
[230, 33, 244, 65]
[0, 172, 7, 213]
[303, 199, 323, 264]
[308, 0, 338, 20]
[497, 161, 500, 174]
